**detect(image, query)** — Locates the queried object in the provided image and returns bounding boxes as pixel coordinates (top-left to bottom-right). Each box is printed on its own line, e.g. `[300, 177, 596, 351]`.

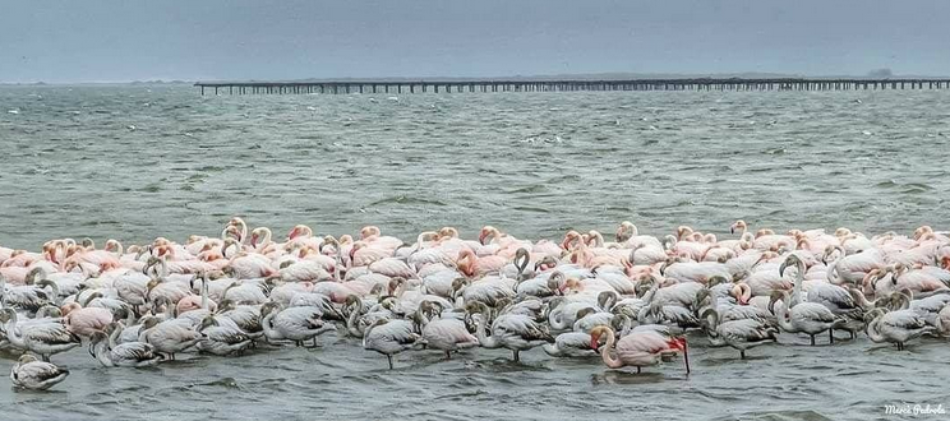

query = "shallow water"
[1, 85, 949, 420]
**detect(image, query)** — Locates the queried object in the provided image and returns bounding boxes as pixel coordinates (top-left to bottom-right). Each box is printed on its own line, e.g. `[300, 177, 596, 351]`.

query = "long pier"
[194, 78, 950, 95]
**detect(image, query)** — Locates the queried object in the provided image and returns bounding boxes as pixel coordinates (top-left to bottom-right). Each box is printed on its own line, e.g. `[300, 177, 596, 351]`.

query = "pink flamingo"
[61, 302, 113, 339]
[589, 326, 689, 374]
[456, 249, 506, 278]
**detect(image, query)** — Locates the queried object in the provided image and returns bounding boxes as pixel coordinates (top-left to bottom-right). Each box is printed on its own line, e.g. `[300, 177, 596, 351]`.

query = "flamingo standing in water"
[588, 325, 689, 374]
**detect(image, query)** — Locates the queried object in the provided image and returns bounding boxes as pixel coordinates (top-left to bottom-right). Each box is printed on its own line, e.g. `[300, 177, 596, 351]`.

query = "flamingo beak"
[478, 231, 488, 245]
[288, 228, 298, 240]
[251, 234, 259, 248]
[590, 334, 600, 351]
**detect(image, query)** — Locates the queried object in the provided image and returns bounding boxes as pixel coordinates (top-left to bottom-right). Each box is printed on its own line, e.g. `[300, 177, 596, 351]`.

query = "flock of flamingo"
[3, 218, 950, 390]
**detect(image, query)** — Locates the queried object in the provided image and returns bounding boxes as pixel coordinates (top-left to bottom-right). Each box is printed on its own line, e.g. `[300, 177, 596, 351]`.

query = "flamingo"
[865, 308, 934, 350]
[88, 329, 163, 367]
[62, 302, 113, 339]
[0, 308, 79, 361]
[588, 325, 689, 374]
[10, 354, 70, 390]
[701, 308, 777, 359]
[468, 302, 554, 362]
[362, 318, 421, 369]
[543, 331, 600, 357]
[260, 302, 337, 347]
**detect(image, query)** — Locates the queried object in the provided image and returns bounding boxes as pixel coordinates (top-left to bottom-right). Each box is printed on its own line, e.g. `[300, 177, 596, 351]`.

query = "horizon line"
[4, 70, 949, 86]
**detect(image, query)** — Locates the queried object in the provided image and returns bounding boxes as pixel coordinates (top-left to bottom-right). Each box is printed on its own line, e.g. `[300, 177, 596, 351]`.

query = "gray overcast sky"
[1, 0, 948, 83]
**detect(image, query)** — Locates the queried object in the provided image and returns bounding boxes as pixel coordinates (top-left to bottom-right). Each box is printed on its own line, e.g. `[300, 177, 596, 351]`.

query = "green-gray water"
[1, 85, 949, 420]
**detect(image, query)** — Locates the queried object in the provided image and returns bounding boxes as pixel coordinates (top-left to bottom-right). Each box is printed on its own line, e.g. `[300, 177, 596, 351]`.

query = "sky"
[1, 0, 948, 83]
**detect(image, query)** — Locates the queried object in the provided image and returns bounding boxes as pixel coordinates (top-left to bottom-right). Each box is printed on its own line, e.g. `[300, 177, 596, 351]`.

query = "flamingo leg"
[445, 351, 452, 360]
[829, 329, 835, 344]
[810, 335, 816, 346]
[512, 350, 520, 362]
[740, 350, 746, 360]
[387, 355, 394, 369]
[636, 367, 641, 374]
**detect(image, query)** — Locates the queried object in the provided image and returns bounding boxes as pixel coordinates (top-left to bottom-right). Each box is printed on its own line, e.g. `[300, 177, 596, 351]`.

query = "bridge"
[194, 78, 950, 95]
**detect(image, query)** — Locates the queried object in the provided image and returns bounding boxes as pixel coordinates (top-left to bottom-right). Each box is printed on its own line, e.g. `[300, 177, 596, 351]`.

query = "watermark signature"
[884, 404, 946, 416]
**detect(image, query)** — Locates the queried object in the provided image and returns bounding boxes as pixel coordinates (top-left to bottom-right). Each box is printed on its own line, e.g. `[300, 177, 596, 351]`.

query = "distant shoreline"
[4, 71, 950, 86]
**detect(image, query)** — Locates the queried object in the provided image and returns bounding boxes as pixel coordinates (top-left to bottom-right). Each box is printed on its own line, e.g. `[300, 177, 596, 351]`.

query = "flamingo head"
[778, 254, 805, 278]
[588, 325, 611, 351]
[732, 282, 752, 305]
[359, 226, 381, 241]
[288, 224, 312, 240]
[349, 242, 364, 262]
[104, 239, 122, 254]
[616, 221, 635, 243]
[668, 337, 690, 374]
[754, 229, 774, 239]
[388, 277, 407, 296]
[438, 227, 459, 239]
[730, 220, 747, 235]
[478, 226, 497, 245]
[560, 230, 581, 250]
[99, 261, 120, 273]
[676, 226, 694, 241]
[155, 245, 174, 258]
[60, 302, 82, 317]
[228, 217, 246, 231]
[940, 256, 950, 271]
[914, 225, 934, 241]
[558, 277, 581, 294]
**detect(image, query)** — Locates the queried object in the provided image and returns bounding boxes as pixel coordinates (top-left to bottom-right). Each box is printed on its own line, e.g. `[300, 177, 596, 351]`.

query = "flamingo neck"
[790, 260, 805, 307]
[92, 340, 114, 367]
[4, 317, 25, 348]
[475, 315, 498, 349]
[346, 305, 363, 338]
[774, 298, 796, 332]
[599, 329, 624, 369]
[261, 312, 280, 341]
[549, 310, 569, 331]
[200, 278, 209, 310]
[865, 318, 886, 343]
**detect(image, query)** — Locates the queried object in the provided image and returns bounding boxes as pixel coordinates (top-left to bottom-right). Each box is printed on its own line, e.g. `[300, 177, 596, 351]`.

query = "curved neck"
[599, 329, 624, 368]
[261, 312, 280, 340]
[640, 285, 658, 303]
[346, 306, 363, 338]
[260, 229, 272, 248]
[774, 299, 795, 332]
[109, 325, 122, 348]
[549, 310, 569, 330]
[866, 318, 886, 343]
[94, 341, 114, 367]
[475, 315, 498, 348]
[4, 317, 25, 348]
[790, 260, 805, 306]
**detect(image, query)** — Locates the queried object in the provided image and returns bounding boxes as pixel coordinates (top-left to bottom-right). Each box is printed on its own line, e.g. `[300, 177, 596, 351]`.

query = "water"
[1, 85, 949, 420]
